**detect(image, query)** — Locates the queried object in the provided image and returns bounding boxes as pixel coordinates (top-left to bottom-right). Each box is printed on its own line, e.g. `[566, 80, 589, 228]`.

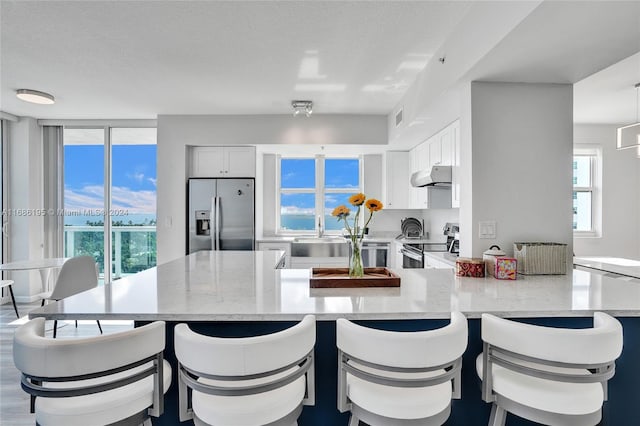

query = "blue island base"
[139, 317, 639, 426]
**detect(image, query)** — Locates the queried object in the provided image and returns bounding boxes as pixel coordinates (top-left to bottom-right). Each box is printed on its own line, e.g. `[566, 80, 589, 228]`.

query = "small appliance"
[444, 222, 459, 254]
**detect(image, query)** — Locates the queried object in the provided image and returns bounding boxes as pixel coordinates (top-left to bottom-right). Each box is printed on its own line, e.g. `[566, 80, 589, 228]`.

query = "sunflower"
[348, 193, 366, 206]
[331, 205, 350, 218]
[365, 199, 383, 212]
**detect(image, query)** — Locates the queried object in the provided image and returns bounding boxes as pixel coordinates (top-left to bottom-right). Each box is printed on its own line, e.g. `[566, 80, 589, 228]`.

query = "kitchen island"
[29, 251, 640, 425]
[574, 256, 640, 280]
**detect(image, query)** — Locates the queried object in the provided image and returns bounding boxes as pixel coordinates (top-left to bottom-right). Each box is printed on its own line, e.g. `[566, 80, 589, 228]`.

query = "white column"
[459, 82, 573, 259]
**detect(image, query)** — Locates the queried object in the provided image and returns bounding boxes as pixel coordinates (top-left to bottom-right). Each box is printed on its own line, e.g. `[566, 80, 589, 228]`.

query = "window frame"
[572, 145, 602, 238]
[276, 155, 362, 235]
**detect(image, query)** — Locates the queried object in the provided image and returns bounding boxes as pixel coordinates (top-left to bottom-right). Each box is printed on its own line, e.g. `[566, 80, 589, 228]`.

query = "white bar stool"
[477, 312, 623, 426]
[1, 279, 19, 318]
[175, 315, 316, 426]
[337, 312, 468, 426]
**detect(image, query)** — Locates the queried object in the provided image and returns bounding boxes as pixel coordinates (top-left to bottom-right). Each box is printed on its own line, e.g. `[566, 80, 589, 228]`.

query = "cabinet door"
[451, 121, 460, 208]
[385, 152, 409, 209]
[440, 127, 453, 166]
[225, 146, 256, 177]
[192, 147, 225, 177]
[392, 241, 404, 270]
[409, 147, 420, 209]
[429, 137, 442, 168]
[417, 142, 429, 208]
[257, 242, 290, 268]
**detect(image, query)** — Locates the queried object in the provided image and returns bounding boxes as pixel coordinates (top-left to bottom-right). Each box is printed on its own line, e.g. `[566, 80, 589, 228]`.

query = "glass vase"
[348, 237, 364, 278]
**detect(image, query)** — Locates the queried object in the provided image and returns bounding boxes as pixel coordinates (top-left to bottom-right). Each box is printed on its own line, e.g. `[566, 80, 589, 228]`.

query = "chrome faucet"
[317, 215, 324, 237]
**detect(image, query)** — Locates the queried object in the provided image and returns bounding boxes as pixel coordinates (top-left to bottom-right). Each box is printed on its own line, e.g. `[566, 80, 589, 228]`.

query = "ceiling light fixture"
[16, 89, 55, 105]
[616, 83, 640, 153]
[292, 100, 313, 117]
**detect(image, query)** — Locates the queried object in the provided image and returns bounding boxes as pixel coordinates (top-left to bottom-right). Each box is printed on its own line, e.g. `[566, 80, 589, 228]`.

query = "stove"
[399, 238, 448, 268]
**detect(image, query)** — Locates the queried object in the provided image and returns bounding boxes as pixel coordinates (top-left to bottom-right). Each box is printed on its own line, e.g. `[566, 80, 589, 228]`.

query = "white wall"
[6, 117, 45, 301]
[367, 208, 458, 242]
[388, 1, 542, 148]
[573, 124, 640, 258]
[459, 82, 573, 259]
[157, 114, 387, 263]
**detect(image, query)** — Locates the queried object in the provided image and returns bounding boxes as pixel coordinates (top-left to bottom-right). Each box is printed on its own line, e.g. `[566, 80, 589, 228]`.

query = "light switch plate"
[479, 221, 496, 239]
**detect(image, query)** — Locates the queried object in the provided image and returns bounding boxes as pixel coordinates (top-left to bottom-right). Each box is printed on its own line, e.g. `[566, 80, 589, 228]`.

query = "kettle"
[483, 245, 506, 277]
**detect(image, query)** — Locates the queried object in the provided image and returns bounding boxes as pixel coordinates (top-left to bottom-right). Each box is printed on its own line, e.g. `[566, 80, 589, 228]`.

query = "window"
[573, 146, 601, 236]
[63, 127, 157, 283]
[278, 156, 361, 233]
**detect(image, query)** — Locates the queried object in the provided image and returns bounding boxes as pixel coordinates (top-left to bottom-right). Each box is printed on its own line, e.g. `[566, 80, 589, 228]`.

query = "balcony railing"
[64, 225, 156, 279]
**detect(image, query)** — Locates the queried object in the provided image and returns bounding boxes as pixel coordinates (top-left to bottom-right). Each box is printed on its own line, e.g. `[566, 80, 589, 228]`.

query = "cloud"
[280, 205, 314, 215]
[64, 185, 105, 210]
[64, 185, 156, 214]
[147, 177, 157, 186]
[127, 172, 145, 183]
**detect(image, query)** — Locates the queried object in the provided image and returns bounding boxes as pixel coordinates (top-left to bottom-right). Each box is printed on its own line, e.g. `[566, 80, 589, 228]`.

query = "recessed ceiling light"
[16, 89, 55, 105]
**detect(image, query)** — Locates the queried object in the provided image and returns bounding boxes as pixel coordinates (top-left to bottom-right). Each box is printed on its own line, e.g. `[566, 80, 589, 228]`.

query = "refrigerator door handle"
[215, 196, 221, 250]
[210, 197, 217, 250]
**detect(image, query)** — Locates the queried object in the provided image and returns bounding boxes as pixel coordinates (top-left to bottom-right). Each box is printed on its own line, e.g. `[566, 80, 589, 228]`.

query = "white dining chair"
[336, 312, 468, 426]
[1, 279, 19, 318]
[41, 256, 102, 337]
[174, 315, 316, 426]
[477, 312, 623, 426]
[13, 317, 171, 426]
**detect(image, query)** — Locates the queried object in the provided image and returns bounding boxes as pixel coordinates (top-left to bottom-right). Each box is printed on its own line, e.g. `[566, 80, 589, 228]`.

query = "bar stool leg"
[8, 284, 19, 318]
[489, 403, 507, 426]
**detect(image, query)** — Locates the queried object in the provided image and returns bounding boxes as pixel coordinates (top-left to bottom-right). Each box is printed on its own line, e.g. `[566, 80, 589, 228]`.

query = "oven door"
[401, 246, 424, 268]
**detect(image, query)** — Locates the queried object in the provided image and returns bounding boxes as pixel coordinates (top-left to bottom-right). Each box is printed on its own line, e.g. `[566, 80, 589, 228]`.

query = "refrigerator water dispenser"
[195, 210, 211, 236]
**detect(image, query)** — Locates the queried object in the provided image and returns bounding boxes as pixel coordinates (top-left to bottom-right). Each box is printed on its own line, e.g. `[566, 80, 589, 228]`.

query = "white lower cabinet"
[289, 257, 348, 269]
[423, 253, 455, 269]
[257, 242, 291, 268]
[390, 241, 404, 270]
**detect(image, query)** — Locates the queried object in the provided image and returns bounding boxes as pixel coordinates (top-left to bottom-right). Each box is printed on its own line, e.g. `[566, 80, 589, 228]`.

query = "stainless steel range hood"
[410, 165, 452, 187]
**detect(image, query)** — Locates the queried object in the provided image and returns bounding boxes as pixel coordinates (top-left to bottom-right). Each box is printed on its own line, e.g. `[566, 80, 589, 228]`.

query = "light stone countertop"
[29, 250, 640, 322]
[573, 256, 640, 279]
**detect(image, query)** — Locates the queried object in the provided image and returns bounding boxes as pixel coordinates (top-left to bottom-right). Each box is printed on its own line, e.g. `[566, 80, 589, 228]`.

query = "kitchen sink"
[291, 237, 348, 257]
[293, 236, 346, 243]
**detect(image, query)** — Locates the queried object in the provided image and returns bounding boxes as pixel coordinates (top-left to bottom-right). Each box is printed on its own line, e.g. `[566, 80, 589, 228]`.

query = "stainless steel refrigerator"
[187, 178, 255, 253]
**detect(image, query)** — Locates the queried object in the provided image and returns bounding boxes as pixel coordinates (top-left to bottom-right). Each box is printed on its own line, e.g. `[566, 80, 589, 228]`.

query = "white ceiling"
[574, 52, 640, 125]
[1, 1, 639, 124]
[0, 0, 472, 119]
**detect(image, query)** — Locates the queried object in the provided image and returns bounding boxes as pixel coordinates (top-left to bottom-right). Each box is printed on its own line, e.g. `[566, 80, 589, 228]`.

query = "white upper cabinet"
[384, 151, 410, 209]
[440, 127, 453, 166]
[428, 137, 442, 168]
[410, 142, 429, 208]
[190, 146, 256, 177]
[450, 120, 460, 208]
[404, 120, 459, 209]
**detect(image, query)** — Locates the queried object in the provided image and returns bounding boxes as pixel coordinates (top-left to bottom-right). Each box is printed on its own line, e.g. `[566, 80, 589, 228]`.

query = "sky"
[280, 158, 359, 215]
[64, 145, 157, 218]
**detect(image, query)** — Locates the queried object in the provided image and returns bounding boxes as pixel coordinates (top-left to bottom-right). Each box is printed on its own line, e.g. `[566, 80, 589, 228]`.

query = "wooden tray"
[310, 267, 400, 288]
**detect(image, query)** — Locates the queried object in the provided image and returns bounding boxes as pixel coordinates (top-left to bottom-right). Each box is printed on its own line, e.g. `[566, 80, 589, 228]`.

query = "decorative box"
[494, 257, 517, 280]
[513, 242, 567, 275]
[455, 258, 485, 278]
